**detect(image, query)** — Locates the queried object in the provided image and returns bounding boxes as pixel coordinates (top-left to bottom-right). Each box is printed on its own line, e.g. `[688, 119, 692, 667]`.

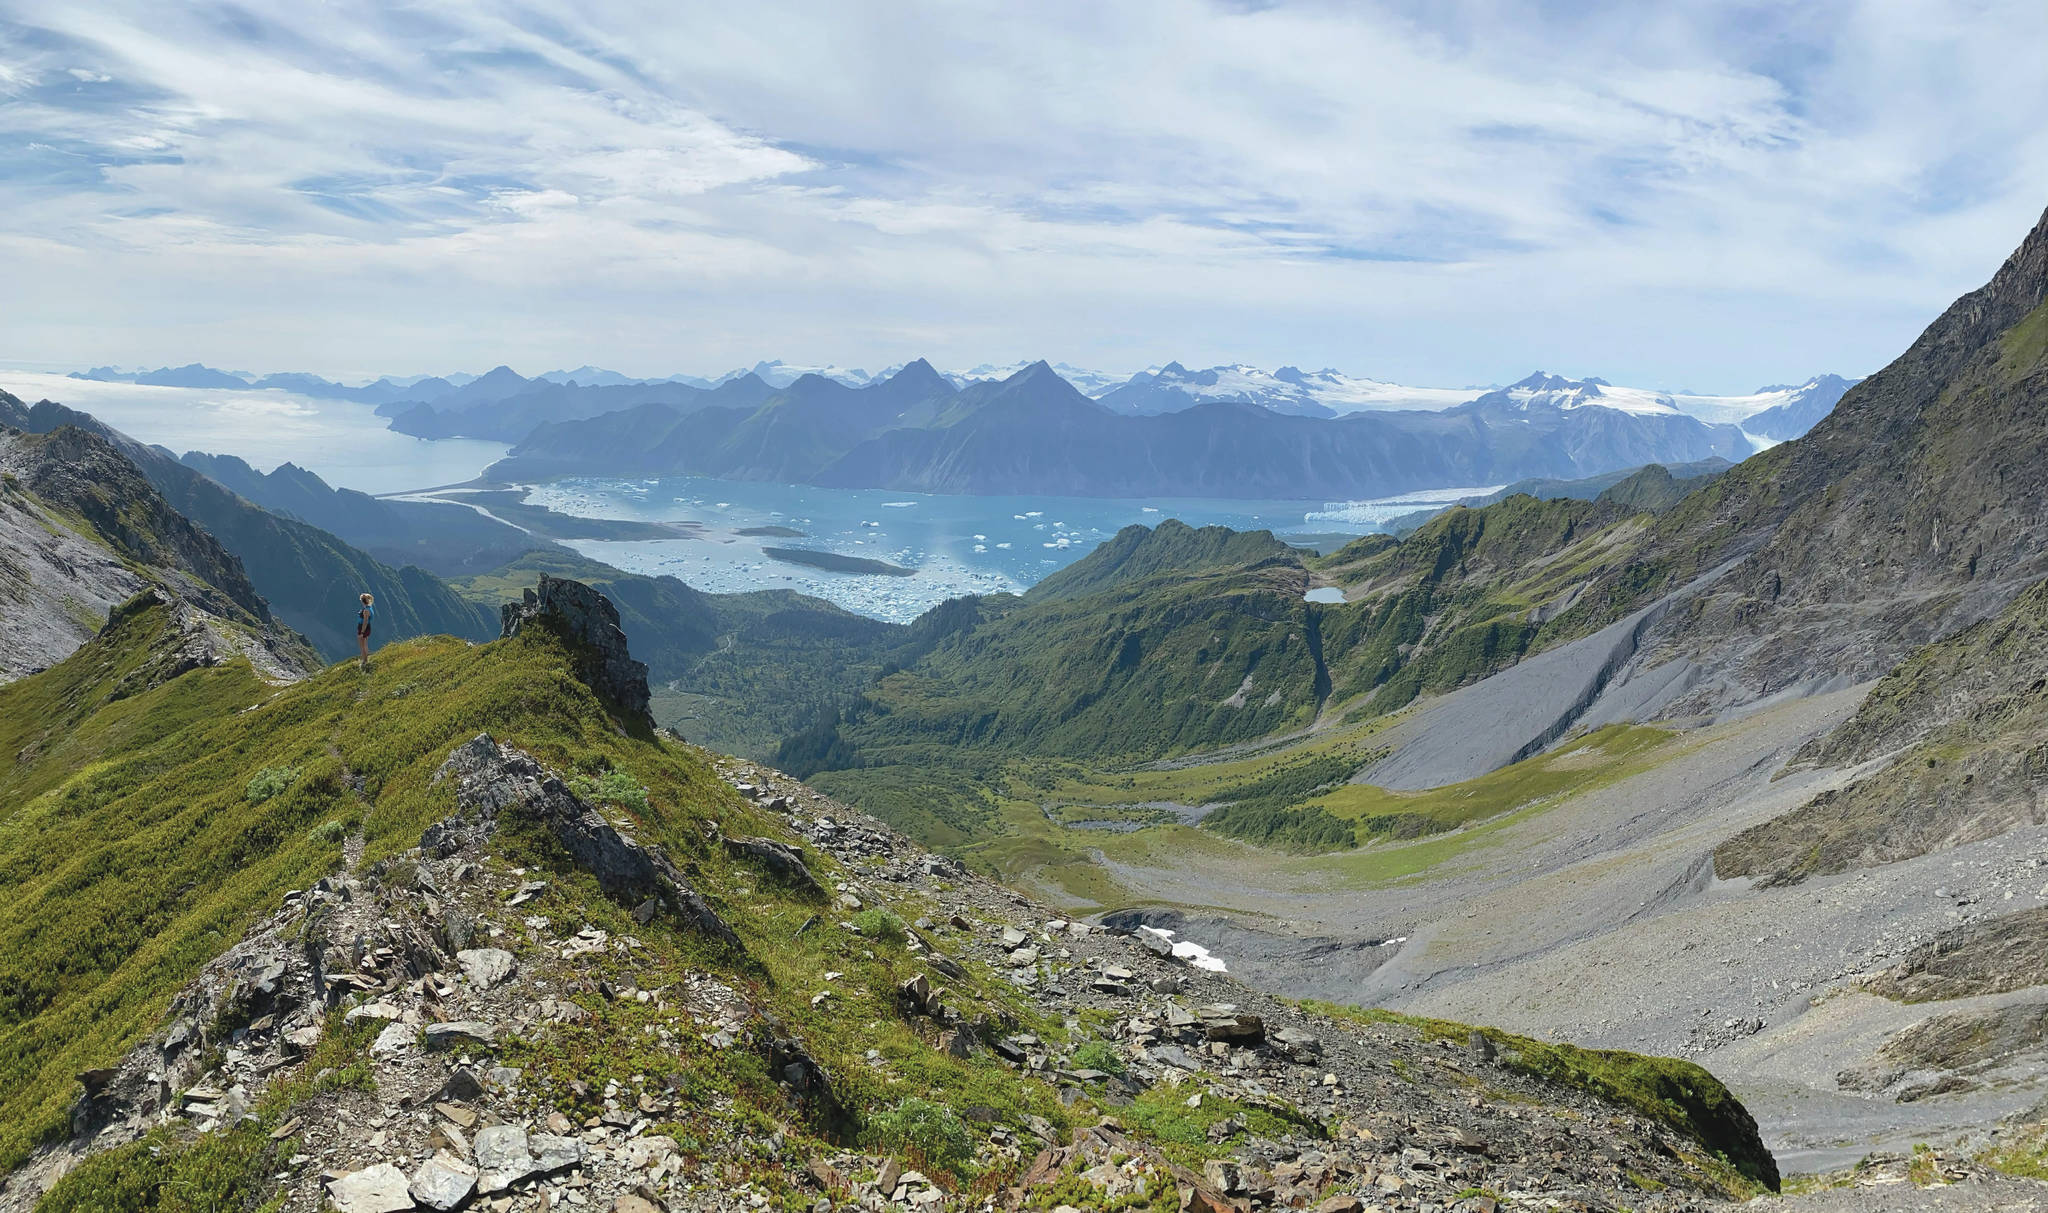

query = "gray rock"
[723, 835, 823, 895]
[371, 1021, 415, 1057]
[1139, 931, 1175, 958]
[410, 1156, 477, 1211]
[456, 947, 515, 989]
[430, 735, 740, 949]
[1273, 1026, 1322, 1061]
[531, 1132, 586, 1172]
[474, 1123, 536, 1193]
[499, 576, 650, 722]
[1147, 1044, 1202, 1071]
[423, 1021, 498, 1052]
[1203, 1014, 1265, 1045]
[326, 1163, 415, 1213]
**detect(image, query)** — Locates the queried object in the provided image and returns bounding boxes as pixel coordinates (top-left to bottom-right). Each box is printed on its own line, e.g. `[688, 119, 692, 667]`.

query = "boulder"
[456, 947, 516, 989]
[1202, 1015, 1265, 1045]
[371, 1022, 414, 1057]
[723, 836, 823, 895]
[532, 1132, 586, 1172]
[423, 1021, 498, 1052]
[474, 1123, 536, 1193]
[326, 1163, 415, 1213]
[410, 1155, 478, 1211]
[1272, 1026, 1321, 1062]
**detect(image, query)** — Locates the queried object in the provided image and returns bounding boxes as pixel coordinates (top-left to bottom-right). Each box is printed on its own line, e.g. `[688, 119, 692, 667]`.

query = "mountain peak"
[882, 357, 949, 389]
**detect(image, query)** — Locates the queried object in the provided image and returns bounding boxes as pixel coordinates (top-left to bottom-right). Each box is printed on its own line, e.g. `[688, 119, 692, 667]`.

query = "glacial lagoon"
[524, 476, 1498, 622]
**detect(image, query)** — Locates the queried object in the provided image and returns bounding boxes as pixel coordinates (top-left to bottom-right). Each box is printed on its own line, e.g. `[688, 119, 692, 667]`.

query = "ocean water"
[0, 371, 508, 495]
[527, 475, 1490, 623]
[1, 367, 1497, 621]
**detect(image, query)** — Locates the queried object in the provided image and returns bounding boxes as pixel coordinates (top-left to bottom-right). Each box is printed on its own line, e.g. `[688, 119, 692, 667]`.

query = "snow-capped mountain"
[537, 365, 713, 389]
[1677, 375, 1856, 437]
[1483, 372, 1692, 418]
[1097, 362, 1482, 417]
[940, 360, 1130, 397]
[1092, 363, 1853, 440]
[714, 360, 880, 388]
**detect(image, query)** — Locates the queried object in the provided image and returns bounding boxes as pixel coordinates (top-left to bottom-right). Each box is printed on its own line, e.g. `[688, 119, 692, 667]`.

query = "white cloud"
[0, 0, 2043, 390]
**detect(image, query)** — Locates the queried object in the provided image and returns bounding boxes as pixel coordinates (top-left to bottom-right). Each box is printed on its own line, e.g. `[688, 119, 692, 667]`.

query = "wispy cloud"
[0, 0, 2043, 389]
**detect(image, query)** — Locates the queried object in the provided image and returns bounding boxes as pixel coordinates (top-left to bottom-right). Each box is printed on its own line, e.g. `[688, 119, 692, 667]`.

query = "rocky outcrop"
[429, 733, 738, 949]
[722, 834, 825, 896]
[500, 575, 651, 723]
[1865, 907, 2048, 1003]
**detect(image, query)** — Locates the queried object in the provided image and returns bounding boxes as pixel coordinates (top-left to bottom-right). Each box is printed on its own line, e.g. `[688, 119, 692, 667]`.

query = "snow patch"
[1139, 926, 1227, 972]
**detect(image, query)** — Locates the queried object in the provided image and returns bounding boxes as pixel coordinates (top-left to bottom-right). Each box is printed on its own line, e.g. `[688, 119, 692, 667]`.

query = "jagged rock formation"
[1864, 907, 2048, 1004]
[500, 574, 652, 723]
[1715, 576, 2048, 885]
[429, 733, 737, 947]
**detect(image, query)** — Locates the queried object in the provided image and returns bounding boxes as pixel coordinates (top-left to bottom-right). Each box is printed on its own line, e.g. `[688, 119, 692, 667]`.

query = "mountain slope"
[0, 579, 1777, 1210]
[1569, 204, 2048, 721]
[1, 392, 498, 659]
[0, 424, 316, 682]
[1714, 575, 2048, 886]
[179, 452, 536, 576]
[452, 549, 902, 759]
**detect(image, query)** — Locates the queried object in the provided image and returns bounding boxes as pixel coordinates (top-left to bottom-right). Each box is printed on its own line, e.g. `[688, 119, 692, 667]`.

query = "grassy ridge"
[0, 595, 1095, 1187]
[0, 605, 722, 1168]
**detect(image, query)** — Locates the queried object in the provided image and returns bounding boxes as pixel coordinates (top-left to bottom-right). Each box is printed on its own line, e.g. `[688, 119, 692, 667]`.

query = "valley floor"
[973, 682, 2048, 1181]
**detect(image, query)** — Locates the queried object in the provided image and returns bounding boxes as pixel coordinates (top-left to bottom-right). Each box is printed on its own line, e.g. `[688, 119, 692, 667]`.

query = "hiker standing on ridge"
[355, 592, 375, 671]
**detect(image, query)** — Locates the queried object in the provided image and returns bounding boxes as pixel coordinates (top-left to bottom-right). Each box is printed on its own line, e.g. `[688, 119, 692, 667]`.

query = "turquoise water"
[527, 475, 1490, 622]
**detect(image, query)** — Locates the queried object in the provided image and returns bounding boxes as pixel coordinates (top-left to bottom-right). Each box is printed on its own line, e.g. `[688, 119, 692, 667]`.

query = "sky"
[3, 1, 2046, 392]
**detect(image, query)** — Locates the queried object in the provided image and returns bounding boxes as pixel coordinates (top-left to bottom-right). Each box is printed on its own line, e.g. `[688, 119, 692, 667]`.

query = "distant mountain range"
[62, 357, 1855, 499]
[484, 360, 1764, 499]
[65, 359, 1854, 430]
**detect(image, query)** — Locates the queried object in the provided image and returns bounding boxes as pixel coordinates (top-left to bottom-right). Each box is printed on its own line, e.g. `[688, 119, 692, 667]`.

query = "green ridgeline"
[773, 499, 1664, 854]
[0, 594, 1072, 1187]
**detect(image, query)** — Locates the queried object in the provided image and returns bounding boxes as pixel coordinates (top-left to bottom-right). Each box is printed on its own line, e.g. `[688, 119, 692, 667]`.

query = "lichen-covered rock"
[500, 575, 650, 722]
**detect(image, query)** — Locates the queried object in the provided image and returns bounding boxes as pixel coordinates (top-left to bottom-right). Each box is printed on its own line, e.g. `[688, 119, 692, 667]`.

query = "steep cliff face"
[0, 424, 315, 683]
[1637, 205, 2048, 710]
[1, 391, 497, 660]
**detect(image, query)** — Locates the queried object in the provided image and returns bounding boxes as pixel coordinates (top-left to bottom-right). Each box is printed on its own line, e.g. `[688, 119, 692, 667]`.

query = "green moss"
[1071, 1041, 1126, 1075]
[33, 1122, 284, 1213]
[1118, 1086, 1320, 1168]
